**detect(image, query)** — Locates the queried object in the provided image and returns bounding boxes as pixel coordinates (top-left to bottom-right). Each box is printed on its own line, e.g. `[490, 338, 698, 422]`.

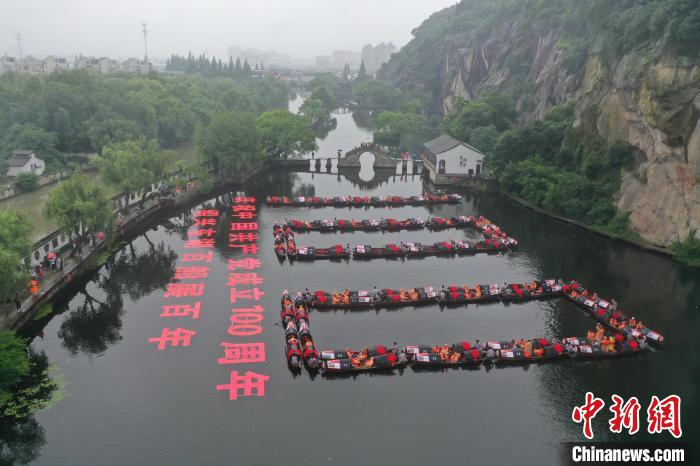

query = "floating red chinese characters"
[174, 266, 210, 280]
[148, 327, 196, 350]
[227, 272, 264, 286]
[228, 258, 261, 271]
[164, 283, 205, 298]
[161, 302, 201, 319]
[230, 287, 265, 303]
[217, 342, 266, 365]
[216, 371, 269, 400]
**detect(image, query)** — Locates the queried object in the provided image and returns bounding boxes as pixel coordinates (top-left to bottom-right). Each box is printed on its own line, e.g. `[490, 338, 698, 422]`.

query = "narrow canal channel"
[7, 101, 699, 466]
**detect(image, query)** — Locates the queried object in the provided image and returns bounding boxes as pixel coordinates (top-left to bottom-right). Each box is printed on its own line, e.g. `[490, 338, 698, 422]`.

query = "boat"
[427, 217, 459, 230]
[382, 218, 425, 231]
[288, 245, 350, 261]
[564, 337, 647, 360]
[565, 282, 664, 347]
[483, 339, 569, 365]
[321, 346, 404, 374]
[500, 279, 564, 302]
[402, 241, 456, 257]
[284, 322, 303, 369]
[287, 219, 337, 232]
[425, 193, 462, 204]
[280, 293, 295, 325]
[310, 290, 376, 309]
[274, 239, 286, 259]
[405, 342, 482, 367]
[353, 244, 403, 259]
[438, 284, 501, 305]
[374, 287, 439, 307]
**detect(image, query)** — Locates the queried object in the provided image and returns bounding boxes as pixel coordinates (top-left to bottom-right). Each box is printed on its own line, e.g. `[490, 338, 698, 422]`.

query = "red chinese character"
[232, 211, 256, 220]
[234, 196, 256, 204]
[217, 342, 266, 364]
[230, 222, 258, 231]
[161, 302, 201, 319]
[164, 283, 205, 298]
[182, 252, 213, 263]
[230, 287, 265, 303]
[227, 306, 264, 336]
[572, 392, 605, 439]
[174, 266, 210, 280]
[216, 371, 269, 400]
[227, 272, 264, 286]
[195, 209, 219, 217]
[230, 244, 258, 255]
[185, 239, 215, 249]
[229, 233, 258, 243]
[194, 218, 217, 226]
[148, 327, 196, 350]
[609, 395, 641, 435]
[232, 205, 256, 212]
[188, 228, 217, 237]
[647, 395, 682, 438]
[228, 258, 261, 270]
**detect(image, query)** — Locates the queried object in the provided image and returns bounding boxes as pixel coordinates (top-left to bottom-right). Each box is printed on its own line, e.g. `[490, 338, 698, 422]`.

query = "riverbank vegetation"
[0, 70, 289, 174]
[0, 211, 32, 302]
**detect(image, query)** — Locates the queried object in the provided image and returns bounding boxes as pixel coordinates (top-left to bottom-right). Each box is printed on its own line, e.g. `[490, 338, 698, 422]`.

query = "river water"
[5, 101, 699, 465]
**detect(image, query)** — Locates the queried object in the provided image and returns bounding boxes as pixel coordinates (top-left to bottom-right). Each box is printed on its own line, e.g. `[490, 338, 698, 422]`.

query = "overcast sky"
[0, 0, 457, 61]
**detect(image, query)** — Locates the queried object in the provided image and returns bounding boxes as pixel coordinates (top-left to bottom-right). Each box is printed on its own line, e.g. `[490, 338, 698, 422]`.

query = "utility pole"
[16, 33, 23, 60]
[141, 22, 149, 67]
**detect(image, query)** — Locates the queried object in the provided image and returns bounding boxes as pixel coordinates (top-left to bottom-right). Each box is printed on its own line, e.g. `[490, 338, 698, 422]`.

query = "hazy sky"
[0, 0, 457, 60]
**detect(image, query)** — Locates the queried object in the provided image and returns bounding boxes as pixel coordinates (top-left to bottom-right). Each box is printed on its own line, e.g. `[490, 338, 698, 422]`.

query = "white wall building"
[422, 134, 485, 184]
[6, 150, 45, 177]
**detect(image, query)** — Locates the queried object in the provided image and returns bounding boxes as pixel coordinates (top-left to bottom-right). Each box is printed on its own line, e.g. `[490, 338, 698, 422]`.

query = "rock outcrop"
[382, 8, 699, 246]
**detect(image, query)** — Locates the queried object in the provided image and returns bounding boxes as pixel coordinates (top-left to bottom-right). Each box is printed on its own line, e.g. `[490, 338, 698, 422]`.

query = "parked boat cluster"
[280, 280, 662, 375]
[272, 215, 518, 261]
[266, 194, 462, 207]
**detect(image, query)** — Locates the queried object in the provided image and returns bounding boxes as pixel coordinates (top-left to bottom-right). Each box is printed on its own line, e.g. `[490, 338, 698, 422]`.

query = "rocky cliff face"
[388, 14, 699, 246]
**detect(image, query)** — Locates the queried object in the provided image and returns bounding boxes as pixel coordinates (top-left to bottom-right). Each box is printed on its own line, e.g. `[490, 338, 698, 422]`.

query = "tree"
[44, 173, 112, 239]
[95, 139, 166, 204]
[14, 173, 40, 192]
[256, 110, 317, 159]
[242, 59, 252, 75]
[357, 60, 369, 82]
[196, 112, 262, 176]
[299, 97, 330, 127]
[0, 210, 32, 301]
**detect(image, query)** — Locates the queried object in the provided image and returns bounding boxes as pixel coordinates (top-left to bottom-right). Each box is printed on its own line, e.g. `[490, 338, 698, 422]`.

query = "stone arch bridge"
[337, 145, 398, 169]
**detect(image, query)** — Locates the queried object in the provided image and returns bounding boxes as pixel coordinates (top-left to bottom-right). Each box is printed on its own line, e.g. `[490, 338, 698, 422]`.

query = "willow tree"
[44, 173, 112, 239]
[196, 112, 262, 177]
[256, 110, 317, 159]
[95, 139, 166, 205]
[0, 210, 32, 301]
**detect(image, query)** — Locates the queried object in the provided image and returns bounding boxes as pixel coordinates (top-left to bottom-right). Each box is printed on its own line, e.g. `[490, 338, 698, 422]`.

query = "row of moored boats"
[266, 194, 462, 207]
[273, 216, 518, 260]
[279, 280, 663, 375]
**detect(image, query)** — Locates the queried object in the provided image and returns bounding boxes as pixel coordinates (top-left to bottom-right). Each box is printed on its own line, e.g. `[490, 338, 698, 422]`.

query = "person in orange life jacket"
[629, 316, 637, 327]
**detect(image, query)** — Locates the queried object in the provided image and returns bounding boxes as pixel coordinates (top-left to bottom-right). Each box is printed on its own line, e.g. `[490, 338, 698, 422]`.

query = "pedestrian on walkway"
[14, 295, 21, 311]
[58, 255, 64, 271]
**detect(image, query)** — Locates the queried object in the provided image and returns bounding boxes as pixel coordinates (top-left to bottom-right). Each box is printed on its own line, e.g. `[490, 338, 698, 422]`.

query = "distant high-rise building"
[314, 56, 333, 68]
[361, 42, 396, 74]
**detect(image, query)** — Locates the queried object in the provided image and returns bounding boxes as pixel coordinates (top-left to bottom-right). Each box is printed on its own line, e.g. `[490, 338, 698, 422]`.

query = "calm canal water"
[3, 103, 699, 466]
